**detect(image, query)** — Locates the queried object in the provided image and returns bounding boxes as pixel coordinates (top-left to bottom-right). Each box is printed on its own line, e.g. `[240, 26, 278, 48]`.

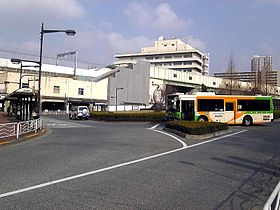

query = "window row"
[197, 99, 271, 112]
[154, 61, 200, 67]
[146, 53, 193, 60]
[53, 86, 84, 95]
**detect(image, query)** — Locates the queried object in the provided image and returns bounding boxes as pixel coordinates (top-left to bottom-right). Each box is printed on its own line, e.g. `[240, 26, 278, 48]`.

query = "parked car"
[69, 106, 90, 120]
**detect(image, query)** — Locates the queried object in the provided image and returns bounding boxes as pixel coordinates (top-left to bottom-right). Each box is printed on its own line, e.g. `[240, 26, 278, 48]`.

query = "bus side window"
[226, 102, 234, 111]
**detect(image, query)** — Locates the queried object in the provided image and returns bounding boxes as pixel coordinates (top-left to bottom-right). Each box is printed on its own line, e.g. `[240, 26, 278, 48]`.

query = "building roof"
[0, 58, 111, 78]
[115, 37, 208, 59]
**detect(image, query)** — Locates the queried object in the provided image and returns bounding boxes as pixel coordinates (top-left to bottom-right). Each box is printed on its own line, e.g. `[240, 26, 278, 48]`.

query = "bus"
[166, 92, 274, 125]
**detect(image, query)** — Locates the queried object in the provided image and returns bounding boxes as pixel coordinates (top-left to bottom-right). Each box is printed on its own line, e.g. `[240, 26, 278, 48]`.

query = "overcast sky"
[0, 0, 279, 74]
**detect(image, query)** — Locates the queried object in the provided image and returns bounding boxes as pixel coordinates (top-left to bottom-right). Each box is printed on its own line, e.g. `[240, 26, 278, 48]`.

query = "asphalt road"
[0, 115, 279, 210]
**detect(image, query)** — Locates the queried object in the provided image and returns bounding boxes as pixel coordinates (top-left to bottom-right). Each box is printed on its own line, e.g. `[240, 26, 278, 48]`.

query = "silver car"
[69, 106, 90, 120]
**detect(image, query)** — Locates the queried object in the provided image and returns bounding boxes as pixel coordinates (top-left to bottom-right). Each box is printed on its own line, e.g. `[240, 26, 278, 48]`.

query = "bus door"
[224, 101, 236, 123]
[181, 100, 194, 120]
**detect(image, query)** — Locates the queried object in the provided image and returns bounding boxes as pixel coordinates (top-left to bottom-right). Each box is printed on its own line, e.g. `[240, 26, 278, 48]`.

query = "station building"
[0, 58, 151, 114]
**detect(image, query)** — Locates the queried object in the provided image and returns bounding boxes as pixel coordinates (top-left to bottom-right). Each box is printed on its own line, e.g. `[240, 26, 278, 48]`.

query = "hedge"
[90, 111, 165, 122]
[274, 110, 280, 119]
[166, 121, 228, 135]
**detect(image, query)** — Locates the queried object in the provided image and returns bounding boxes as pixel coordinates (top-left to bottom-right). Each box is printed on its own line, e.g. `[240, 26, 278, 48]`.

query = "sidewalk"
[0, 112, 21, 123]
[0, 112, 14, 123]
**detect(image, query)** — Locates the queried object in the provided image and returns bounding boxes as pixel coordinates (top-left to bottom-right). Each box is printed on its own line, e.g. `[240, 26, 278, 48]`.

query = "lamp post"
[28, 77, 39, 88]
[11, 58, 40, 89]
[38, 22, 76, 117]
[19, 74, 38, 87]
[115, 87, 123, 112]
[20, 65, 39, 88]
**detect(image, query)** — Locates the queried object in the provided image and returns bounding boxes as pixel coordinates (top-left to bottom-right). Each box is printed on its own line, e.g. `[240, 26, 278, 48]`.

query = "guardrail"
[264, 181, 280, 210]
[0, 118, 42, 140]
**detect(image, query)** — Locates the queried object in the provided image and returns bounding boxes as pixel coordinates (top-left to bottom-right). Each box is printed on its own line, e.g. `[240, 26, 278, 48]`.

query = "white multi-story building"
[251, 55, 272, 72]
[115, 36, 210, 75]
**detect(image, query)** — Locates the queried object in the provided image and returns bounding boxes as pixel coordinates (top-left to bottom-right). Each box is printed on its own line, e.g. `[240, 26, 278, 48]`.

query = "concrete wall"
[108, 60, 150, 111]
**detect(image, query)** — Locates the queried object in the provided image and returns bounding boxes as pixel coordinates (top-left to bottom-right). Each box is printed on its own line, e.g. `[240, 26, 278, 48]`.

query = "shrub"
[274, 110, 280, 119]
[90, 111, 165, 122]
[165, 121, 228, 135]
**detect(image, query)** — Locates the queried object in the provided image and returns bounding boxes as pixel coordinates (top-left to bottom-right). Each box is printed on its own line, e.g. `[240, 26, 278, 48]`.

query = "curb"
[0, 128, 47, 147]
[163, 127, 232, 140]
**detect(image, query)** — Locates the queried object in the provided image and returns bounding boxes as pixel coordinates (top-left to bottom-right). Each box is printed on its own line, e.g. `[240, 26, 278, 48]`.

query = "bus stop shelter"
[5, 88, 38, 121]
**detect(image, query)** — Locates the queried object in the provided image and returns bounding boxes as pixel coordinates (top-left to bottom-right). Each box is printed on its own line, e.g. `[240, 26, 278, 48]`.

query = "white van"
[69, 106, 90, 120]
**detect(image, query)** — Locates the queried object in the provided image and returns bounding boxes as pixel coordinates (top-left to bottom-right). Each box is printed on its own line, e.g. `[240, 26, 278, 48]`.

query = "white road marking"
[187, 130, 248, 149]
[0, 128, 247, 199]
[152, 129, 188, 148]
[148, 124, 160, 130]
[0, 148, 185, 198]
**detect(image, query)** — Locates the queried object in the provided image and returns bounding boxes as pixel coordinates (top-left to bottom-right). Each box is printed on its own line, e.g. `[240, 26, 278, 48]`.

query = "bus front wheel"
[197, 116, 208, 122]
[243, 115, 253, 126]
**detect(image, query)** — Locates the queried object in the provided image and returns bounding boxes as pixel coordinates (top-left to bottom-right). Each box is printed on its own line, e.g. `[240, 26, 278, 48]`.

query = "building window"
[183, 61, 192, 65]
[174, 74, 177, 78]
[184, 53, 192, 58]
[189, 76, 192, 80]
[146, 56, 154, 60]
[213, 82, 216, 85]
[53, 86, 60, 94]
[164, 55, 172, 59]
[173, 62, 182, 66]
[78, 88, 84, 95]
[174, 54, 182, 58]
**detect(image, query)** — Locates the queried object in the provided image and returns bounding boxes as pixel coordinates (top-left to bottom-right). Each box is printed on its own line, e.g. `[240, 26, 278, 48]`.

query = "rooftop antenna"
[56, 51, 77, 77]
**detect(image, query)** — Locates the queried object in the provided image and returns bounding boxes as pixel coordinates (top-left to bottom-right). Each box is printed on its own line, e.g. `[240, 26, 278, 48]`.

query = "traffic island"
[90, 111, 165, 122]
[163, 127, 231, 140]
[165, 120, 230, 140]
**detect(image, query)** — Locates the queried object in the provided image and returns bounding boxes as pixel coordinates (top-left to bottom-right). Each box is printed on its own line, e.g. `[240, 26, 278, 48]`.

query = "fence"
[0, 118, 42, 140]
[264, 181, 280, 210]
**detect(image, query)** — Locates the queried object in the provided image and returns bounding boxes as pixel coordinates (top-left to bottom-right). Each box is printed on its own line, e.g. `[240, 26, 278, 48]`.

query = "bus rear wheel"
[197, 116, 208, 122]
[243, 115, 253, 126]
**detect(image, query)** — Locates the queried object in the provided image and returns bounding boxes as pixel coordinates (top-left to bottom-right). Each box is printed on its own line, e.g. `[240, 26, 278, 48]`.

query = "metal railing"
[0, 118, 42, 140]
[264, 181, 280, 210]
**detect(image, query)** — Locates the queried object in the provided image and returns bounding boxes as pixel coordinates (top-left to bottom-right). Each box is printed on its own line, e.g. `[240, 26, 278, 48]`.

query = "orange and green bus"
[166, 92, 274, 125]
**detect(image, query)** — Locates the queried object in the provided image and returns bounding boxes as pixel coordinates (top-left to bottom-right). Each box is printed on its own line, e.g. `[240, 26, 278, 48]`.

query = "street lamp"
[28, 77, 39, 88]
[19, 74, 38, 87]
[38, 22, 76, 117]
[115, 87, 123, 111]
[10, 58, 40, 88]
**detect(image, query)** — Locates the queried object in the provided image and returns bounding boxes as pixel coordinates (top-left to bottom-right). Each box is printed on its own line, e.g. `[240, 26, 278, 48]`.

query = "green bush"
[274, 110, 280, 119]
[166, 121, 228, 135]
[90, 111, 165, 122]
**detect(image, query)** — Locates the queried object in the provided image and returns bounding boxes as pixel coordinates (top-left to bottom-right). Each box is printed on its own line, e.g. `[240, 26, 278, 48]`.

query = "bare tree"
[218, 53, 242, 95]
[227, 53, 236, 94]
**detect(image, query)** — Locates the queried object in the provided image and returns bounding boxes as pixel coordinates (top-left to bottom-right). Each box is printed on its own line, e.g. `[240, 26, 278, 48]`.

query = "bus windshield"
[166, 95, 180, 112]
